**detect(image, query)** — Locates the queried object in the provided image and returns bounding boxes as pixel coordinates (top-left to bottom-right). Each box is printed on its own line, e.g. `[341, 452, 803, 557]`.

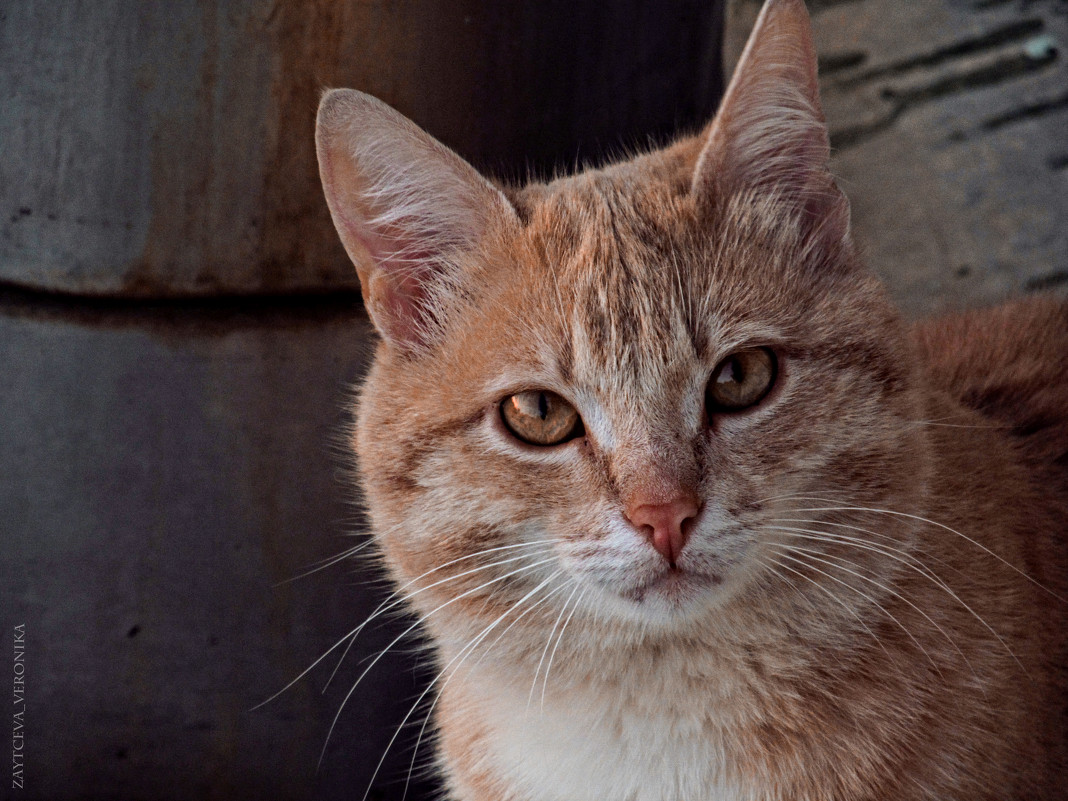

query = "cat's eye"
[500, 390, 583, 446]
[706, 347, 777, 413]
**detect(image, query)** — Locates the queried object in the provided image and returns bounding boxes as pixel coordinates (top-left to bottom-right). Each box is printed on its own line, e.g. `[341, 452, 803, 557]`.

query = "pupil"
[537, 392, 548, 420]
[730, 357, 744, 383]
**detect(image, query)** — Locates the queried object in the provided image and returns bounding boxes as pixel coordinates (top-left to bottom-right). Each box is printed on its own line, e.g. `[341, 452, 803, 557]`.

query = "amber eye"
[500, 390, 583, 446]
[706, 347, 777, 413]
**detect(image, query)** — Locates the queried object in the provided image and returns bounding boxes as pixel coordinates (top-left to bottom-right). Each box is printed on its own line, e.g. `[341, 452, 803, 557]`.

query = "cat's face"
[317, 0, 929, 640]
[353, 170, 925, 632]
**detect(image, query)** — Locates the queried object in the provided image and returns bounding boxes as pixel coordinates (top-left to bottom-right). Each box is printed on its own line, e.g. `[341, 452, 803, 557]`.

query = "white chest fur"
[469, 671, 755, 801]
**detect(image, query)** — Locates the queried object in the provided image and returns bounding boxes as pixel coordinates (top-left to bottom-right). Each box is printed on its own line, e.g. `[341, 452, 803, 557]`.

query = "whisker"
[771, 516, 967, 580]
[396, 573, 568, 801]
[257, 542, 556, 711]
[765, 523, 958, 595]
[318, 555, 559, 770]
[528, 580, 581, 709]
[321, 543, 556, 692]
[275, 539, 376, 586]
[782, 498, 1067, 603]
[470, 578, 574, 676]
[772, 541, 983, 682]
[369, 539, 559, 627]
[251, 621, 368, 712]
[540, 585, 588, 709]
[755, 488, 854, 505]
[767, 523, 1023, 678]
[759, 554, 895, 663]
[754, 558, 850, 672]
[904, 416, 1013, 430]
[768, 547, 944, 677]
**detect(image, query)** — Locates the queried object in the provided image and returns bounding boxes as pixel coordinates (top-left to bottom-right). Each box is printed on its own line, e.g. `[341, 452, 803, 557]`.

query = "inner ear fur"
[316, 89, 518, 352]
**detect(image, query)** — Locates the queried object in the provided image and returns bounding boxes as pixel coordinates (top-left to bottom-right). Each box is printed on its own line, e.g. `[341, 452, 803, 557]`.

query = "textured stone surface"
[729, 0, 1068, 317]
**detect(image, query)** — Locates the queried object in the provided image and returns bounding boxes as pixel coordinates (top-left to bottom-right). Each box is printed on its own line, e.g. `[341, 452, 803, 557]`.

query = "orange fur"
[316, 1, 1067, 798]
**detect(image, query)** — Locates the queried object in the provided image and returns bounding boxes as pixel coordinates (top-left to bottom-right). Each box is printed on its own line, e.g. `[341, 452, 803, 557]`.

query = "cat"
[314, 0, 1068, 798]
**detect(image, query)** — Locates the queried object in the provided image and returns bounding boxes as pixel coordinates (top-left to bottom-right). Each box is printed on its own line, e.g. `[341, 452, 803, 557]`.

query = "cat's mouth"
[618, 565, 724, 607]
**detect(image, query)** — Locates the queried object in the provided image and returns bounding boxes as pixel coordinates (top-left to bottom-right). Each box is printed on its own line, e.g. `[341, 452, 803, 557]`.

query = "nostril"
[680, 512, 698, 537]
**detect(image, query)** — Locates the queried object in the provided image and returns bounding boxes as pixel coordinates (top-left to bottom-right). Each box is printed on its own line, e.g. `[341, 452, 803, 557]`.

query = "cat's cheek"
[557, 512, 662, 581]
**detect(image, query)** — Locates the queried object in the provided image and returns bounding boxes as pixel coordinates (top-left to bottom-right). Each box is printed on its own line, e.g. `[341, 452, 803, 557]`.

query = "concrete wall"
[5, 0, 1063, 797]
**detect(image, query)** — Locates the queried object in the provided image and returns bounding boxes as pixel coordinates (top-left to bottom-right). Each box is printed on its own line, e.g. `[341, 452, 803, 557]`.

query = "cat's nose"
[625, 495, 701, 566]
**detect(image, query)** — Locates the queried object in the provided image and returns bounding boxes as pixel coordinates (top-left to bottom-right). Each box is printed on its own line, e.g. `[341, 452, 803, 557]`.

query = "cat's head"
[317, 0, 929, 637]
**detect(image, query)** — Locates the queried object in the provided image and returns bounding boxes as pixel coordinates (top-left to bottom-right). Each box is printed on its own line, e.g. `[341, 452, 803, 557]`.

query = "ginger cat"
[314, 0, 1068, 798]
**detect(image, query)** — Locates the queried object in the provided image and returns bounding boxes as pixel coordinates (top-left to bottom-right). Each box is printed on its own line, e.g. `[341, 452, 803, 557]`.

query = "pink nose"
[625, 496, 701, 566]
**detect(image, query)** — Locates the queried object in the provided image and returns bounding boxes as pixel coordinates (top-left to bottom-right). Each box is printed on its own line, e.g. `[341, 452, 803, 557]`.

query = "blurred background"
[1, 0, 1065, 799]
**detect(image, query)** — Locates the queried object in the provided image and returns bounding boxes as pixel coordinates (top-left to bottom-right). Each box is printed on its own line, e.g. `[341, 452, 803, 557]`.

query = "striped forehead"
[535, 183, 703, 414]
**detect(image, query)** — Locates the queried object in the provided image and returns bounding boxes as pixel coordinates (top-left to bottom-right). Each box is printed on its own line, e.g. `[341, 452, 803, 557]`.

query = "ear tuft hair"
[692, 0, 849, 246]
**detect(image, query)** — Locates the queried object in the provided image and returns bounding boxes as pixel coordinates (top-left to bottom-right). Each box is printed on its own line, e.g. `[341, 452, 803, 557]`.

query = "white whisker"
[768, 547, 943, 677]
[528, 580, 581, 709]
[766, 522, 956, 594]
[540, 585, 588, 709]
[767, 523, 1022, 678]
[275, 539, 376, 586]
[759, 554, 894, 663]
[772, 516, 967, 580]
[321, 544, 556, 692]
[782, 499, 1067, 603]
[397, 572, 568, 801]
[755, 558, 849, 672]
[318, 555, 559, 770]
[258, 541, 556, 712]
[905, 416, 1013, 430]
[772, 541, 982, 682]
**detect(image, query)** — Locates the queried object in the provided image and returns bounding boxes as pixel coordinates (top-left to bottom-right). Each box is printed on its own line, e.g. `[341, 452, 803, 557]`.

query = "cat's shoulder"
[910, 295, 1068, 486]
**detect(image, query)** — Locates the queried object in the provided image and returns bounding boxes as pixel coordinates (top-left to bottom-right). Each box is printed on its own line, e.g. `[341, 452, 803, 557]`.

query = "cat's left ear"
[316, 89, 519, 354]
[692, 0, 849, 246]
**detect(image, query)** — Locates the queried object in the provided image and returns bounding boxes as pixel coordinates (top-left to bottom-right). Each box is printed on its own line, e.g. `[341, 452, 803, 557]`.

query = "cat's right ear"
[316, 89, 519, 353]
